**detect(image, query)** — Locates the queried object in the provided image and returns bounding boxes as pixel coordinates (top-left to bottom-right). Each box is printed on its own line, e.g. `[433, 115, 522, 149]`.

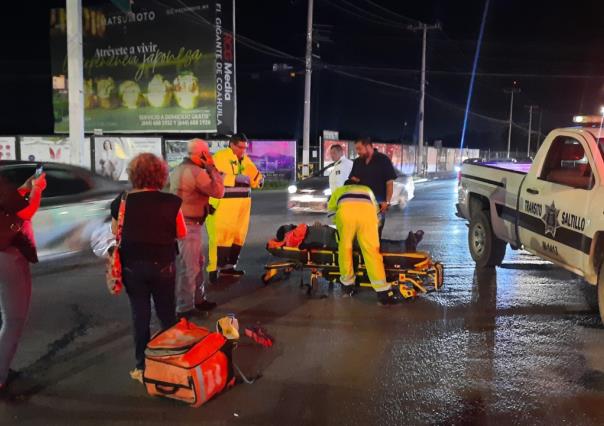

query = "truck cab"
[457, 116, 604, 322]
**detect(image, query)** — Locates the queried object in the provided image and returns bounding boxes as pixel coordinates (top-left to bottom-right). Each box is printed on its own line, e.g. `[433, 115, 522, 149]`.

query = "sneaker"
[129, 368, 144, 384]
[209, 271, 219, 284]
[220, 267, 245, 276]
[195, 299, 217, 311]
[341, 284, 356, 297]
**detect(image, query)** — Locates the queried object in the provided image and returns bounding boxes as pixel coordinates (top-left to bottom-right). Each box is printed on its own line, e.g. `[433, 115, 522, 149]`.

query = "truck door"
[518, 135, 594, 269]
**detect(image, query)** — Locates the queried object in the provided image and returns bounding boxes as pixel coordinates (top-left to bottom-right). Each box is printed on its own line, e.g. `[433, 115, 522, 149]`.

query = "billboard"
[165, 139, 295, 186]
[0, 137, 16, 160]
[20, 136, 92, 169]
[322, 139, 350, 167]
[93, 137, 162, 180]
[247, 140, 296, 186]
[50, 1, 235, 134]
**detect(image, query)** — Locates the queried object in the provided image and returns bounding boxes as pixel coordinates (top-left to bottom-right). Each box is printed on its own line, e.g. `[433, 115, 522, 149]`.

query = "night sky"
[2, 0, 604, 152]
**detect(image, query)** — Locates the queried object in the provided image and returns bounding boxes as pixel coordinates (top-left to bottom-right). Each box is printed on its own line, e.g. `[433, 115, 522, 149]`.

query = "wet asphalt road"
[3, 179, 604, 425]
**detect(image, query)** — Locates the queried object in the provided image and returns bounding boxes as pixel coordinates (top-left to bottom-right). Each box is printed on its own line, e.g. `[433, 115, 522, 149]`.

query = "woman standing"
[0, 171, 46, 392]
[111, 153, 186, 382]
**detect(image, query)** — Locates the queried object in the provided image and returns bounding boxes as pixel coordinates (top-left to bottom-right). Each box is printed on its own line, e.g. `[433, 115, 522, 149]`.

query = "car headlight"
[288, 185, 298, 194]
[323, 188, 331, 196]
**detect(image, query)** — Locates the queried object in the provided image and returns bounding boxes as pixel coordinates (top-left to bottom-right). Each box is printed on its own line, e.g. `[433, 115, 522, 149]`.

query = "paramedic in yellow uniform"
[327, 181, 399, 305]
[206, 133, 263, 283]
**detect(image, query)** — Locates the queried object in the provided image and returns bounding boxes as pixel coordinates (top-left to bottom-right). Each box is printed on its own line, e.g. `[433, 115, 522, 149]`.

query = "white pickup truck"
[456, 116, 604, 322]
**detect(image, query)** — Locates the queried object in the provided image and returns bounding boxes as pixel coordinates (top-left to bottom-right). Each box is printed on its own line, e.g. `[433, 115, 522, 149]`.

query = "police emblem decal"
[542, 201, 560, 238]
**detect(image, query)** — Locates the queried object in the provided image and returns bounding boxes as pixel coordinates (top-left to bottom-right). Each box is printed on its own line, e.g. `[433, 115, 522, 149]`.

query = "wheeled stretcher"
[261, 243, 444, 299]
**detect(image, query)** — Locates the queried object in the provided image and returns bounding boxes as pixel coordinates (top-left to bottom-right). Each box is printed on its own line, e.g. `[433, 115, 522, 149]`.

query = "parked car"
[0, 161, 123, 260]
[287, 163, 415, 213]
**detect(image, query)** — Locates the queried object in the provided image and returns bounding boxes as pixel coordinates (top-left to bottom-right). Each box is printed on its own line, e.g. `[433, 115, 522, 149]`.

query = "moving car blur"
[287, 163, 415, 213]
[0, 161, 123, 260]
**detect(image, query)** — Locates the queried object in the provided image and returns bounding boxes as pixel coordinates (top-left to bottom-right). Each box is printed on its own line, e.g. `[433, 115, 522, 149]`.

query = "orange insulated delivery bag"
[143, 319, 235, 407]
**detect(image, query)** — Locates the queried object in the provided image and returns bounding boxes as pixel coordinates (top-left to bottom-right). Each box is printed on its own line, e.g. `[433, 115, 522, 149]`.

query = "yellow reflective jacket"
[327, 184, 379, 217]
[210, 147, 263, 206]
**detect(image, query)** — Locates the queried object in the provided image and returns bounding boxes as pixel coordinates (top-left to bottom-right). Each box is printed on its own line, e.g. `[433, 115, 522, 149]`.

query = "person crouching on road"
[111, 153, 187, 383]
[327, 180, 399, 306]
[206, 133, 263, 284]
[170, 139, 224, 318]
[0, 172, 46, 393]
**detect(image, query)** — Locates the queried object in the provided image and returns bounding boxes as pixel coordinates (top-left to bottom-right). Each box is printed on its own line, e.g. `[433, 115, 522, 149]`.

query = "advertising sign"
[20, 136, 92, 169]
[322, 139, 349, 167]
[0, 137, 16, 160]
[247, 140, 296, 186]
[166, 139, 295, 186]
[50, 1, 235, 134]
[93, 137, 162, 180]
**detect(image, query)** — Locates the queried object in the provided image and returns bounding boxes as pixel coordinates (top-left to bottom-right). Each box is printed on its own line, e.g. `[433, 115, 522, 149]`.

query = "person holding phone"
[169, 139, 224, 318]
[0, 170, 47, 392]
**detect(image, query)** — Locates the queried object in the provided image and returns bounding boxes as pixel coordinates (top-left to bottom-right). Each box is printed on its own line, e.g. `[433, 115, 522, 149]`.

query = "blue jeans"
[0, 247, 31, 385]
[175, 223, 206, 313]
[123, 260, 177, 370]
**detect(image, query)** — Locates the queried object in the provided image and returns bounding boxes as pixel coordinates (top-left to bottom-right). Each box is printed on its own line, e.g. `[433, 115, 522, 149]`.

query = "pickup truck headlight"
[323, 188, 332, 196]
[288, 185, 298, 194]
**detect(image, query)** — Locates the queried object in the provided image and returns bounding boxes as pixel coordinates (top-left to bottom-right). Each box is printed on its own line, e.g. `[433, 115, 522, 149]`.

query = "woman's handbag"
[106, 193, 127, 295]
[0, 208, 23, 250]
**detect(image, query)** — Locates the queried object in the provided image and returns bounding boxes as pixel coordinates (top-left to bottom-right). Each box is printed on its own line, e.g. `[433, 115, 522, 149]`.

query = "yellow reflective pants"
[206, 197, 251, 272]
[335, 202, 389, 292]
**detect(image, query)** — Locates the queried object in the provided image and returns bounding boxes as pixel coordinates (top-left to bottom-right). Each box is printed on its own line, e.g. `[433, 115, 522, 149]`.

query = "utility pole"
[537, 109, 543, 147]
[302, 0, 314, 178]
[525, 104, 539, 157]
[66, 0, 85, 167]
[408, 22, 440, 176]
[503, 81, 521, 158]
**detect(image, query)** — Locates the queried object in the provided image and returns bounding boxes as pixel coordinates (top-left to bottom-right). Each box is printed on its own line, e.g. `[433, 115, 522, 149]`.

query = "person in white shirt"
[328, 144, 353, 194]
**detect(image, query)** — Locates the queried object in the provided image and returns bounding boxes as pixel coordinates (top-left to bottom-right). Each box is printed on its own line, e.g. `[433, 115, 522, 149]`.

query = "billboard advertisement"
[322, 139, 350, 167]
[0, 137, 16, 160]
[20, 136, 92, 169]
[165, 139, 295, 186]
[247, 140, 296, 187]
[93, 137, 162, 180]
[50, 1, 235, 134]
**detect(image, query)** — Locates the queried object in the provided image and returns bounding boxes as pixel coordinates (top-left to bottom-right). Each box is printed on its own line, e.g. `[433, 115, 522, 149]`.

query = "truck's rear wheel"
[468, 210, 506, 268]
[597, 264, 604, 325]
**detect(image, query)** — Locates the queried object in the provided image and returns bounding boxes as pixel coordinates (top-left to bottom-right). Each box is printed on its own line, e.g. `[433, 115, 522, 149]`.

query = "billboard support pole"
[302, 0, 314, 178]
[66, 0, 86, 167]
[232, 0, 237, 134]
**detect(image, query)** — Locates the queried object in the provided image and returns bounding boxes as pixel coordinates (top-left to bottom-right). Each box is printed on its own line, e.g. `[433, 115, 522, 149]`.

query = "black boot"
[377, 290, 400, 306]
[209, 270, 219, 284]
[341, 284, 356, 297]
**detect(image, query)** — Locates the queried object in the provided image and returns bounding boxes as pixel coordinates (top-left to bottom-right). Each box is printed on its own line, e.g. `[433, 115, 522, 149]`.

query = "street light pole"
[504, 82, 521, 158]
[408, 22, 440, 176]
[525, 104, 538, 157]
[66, 0, 85, 167]
[302, 0, 314, 178]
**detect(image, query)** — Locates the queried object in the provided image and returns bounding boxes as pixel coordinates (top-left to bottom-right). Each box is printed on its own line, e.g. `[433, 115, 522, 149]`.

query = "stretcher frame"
[261, 246, 444, 299]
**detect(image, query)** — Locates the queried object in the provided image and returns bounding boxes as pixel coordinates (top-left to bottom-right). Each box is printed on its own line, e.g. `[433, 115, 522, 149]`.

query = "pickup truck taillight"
[457, 170, 462, 186]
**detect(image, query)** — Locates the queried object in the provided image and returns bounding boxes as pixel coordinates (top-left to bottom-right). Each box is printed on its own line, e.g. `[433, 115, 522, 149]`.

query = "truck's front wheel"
[597, 264, 604, 324]
[468, 210, 507, 268]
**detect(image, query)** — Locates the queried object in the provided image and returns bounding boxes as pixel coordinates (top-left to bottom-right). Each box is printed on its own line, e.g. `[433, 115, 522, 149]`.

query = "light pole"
[66, 0, 85, 167]
[302, 0, 314, 178]
[408, 22, 440, 175]
[504, 82, 521, 158]
[525, 105, 538, 157]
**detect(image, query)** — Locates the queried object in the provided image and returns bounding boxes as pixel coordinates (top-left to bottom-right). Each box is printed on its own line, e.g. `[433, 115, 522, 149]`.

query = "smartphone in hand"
[35, 164, 44, 178]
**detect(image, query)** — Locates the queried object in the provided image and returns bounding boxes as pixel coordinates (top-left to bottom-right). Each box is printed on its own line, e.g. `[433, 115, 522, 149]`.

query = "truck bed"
[479, 161, 531, 174]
